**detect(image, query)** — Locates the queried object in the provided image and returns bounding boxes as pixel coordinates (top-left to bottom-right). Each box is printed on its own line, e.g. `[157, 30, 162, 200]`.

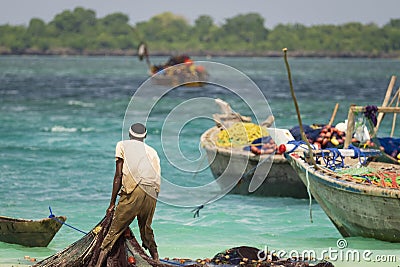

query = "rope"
[305, 166, 313, 223]
[320, 148, 344, 170]
[189, 151, 209, 218]
[48, 206, 88, 235]
[191, 205, 204, 218]
[348, 144, 368, 165]
[286, 140, 313, 153]
[190, 149, 274, 218]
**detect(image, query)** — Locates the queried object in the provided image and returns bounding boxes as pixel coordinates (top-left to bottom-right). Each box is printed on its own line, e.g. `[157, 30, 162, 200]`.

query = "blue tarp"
[377, 137, 400, 158]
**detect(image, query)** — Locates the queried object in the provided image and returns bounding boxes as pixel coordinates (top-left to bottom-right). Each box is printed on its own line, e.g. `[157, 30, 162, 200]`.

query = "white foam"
[50, 125, 78, 133]
[67, 100, 95, 108]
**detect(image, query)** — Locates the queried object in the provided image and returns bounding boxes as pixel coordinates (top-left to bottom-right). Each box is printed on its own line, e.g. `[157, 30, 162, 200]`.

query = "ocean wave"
[67, 100, 95, 108]
[81, 127, 96, 132]
[0, 90, 19, 95]
[1, 105, 28, 112]
[50, 125, 78, 132]
[42, 125, 96, 133]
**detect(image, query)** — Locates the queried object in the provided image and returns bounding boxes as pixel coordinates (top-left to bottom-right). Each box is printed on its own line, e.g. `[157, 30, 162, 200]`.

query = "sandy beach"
[0, 254, 41, 267]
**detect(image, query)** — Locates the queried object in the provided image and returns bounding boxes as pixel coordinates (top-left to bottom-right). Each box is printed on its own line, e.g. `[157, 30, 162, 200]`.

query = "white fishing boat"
[200, 99, 307, 198]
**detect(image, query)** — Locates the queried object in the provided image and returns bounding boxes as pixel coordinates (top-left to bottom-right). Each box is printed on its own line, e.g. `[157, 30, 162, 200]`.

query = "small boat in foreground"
[0, 215, 66, 247]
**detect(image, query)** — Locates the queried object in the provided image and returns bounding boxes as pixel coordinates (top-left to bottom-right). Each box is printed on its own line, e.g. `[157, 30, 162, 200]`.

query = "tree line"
[1, 7, 399, 57]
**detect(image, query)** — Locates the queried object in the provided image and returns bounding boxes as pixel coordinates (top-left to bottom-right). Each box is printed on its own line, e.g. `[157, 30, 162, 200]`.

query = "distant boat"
[137, 42, 208, 87]
[200, 99, 308, 198]
[0, 215, 66, 247]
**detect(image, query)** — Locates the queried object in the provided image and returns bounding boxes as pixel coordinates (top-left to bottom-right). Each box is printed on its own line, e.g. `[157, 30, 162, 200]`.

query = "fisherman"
[95, 123, 161, 266]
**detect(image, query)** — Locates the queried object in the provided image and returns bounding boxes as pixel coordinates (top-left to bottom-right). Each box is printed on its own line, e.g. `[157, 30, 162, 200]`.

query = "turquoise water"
[1, 56, 400, 266]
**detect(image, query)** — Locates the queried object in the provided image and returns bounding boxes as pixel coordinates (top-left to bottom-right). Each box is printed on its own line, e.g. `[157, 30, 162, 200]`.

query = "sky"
[0, 0, 399, 28]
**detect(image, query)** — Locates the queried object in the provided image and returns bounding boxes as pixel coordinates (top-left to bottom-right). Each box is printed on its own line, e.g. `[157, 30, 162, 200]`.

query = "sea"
[1, 56, 400, 267]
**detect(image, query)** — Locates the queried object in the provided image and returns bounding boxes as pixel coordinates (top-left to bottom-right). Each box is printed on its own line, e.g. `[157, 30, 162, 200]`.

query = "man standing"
[95, 123, 161, 266]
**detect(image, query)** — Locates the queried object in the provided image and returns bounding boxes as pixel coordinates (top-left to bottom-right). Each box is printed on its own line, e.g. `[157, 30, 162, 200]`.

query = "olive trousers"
[100, 185, 158, 253]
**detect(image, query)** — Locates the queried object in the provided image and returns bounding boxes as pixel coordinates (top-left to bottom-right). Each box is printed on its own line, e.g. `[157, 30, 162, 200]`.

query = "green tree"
[0, 8, 399, 56]
[0, 25, 27, 53]
[266, 24, 301, 50]
[193, 15, 214, 42]
[50, 7, 96, 34]
[95, 32, 116, 49]
[386, 19, 400, 28]
[135, 12, 191, 48]
[27, 18, 46, 37]
[383, 20, 400, 51]
[220, 13, 268, 47]
[100, 13, 131, 35]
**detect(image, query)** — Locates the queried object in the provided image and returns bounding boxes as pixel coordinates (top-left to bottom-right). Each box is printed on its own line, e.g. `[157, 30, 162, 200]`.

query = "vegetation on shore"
[1, 7, 400, 57]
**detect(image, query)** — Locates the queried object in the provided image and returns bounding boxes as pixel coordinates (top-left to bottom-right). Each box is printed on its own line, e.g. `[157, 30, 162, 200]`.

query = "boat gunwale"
[0, 215, 67, 223]
[0, 215, 66, 247]
[286, 152, 400, 199]
[200, 126, 287, 162]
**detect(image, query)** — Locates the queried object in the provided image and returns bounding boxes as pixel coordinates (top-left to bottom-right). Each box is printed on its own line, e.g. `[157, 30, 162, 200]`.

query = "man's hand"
[106, 203, 115, 214]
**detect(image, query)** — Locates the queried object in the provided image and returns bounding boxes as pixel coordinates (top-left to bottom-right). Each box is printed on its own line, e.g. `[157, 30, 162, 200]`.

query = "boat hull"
[0, 216, 66, 247]
[201, 127, 307, 198]
[285, 153, 400, 242]
[152, 75, 206, 87]
[151, 68, 209, 87]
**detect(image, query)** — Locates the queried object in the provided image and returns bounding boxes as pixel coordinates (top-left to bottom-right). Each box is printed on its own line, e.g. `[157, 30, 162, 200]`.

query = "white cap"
[129, 123, 147, 138]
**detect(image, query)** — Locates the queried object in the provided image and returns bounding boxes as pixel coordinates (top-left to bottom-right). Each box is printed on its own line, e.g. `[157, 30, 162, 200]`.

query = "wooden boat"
[285, 105, 400, 242]
[0, 215, 66, 247]
[285, 150, 400, 242]
[151, 63, 209, 87]
[200, 99, 307, 198]
[137, 42, 208, 87]
[201, 127, 307, 198]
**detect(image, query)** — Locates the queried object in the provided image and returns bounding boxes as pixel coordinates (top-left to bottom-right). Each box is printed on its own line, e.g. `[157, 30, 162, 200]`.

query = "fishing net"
[210, 246, 333, 267]
[32, 212, 334, 267]
[336, 163, 400, 188]
[216, 122, 268, 147]
[32, 212, 178, 267]
[211, 246, 269, 265]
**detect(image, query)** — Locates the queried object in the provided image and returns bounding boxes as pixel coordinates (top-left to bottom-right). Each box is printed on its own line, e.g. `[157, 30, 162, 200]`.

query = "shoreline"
[0, 47, 399, 59]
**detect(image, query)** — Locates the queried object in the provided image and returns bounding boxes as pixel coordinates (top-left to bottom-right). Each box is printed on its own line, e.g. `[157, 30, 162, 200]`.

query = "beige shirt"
[115, 140, 161, 193]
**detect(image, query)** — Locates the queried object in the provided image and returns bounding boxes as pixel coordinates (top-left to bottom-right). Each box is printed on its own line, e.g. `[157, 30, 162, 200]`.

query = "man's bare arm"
[107, 158, 123, 214]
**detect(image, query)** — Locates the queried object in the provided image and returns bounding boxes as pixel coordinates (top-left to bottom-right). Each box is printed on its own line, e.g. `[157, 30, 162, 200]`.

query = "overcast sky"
[0, 0, 398, 28]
